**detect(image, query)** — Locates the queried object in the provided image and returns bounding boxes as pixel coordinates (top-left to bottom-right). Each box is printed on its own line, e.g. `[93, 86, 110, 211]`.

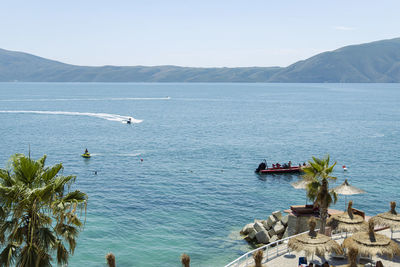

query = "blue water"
[0, 83, 399, 267]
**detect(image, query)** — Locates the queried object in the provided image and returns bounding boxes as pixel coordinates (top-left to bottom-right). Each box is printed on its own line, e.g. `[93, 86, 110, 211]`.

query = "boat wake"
[114, 153, 142, 157]
[0, 110, 143, 124]
[0, 97, 171, 102]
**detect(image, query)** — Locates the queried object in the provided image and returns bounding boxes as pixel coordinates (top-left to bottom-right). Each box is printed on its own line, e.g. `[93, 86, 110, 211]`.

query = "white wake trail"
[0, 97, 171, 102]
[0, 110, 143, 124]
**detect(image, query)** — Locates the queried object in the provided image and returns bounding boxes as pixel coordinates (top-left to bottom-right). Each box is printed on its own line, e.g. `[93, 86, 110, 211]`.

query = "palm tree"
[0, 153, 88, 267]
[302, 155, 337, 234]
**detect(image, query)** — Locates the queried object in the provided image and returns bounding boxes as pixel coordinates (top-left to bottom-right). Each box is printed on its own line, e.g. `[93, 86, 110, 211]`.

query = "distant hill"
[268, 38, 400, 82]
[1, 38, 400, 82]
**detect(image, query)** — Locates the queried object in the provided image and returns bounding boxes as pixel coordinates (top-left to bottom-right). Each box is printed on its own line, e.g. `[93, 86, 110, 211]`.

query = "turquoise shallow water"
[0, 83, 399, 266]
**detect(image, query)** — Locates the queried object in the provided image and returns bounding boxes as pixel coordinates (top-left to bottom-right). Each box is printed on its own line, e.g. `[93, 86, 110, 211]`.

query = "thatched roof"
[331, 179, 365, 195]
[288, 218, 342, 257]
[370, 202, 400, 229]
[291, 179, 310, 189]
[342, 221, 400, 258]
[327, 201, 368, 233]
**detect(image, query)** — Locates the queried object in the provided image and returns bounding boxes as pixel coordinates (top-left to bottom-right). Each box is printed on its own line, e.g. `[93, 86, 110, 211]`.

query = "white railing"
[224, 230, 346, 267]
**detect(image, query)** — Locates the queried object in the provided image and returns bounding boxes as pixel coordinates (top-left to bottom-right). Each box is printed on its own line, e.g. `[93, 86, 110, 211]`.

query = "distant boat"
[255, 162, 302, 174]
[258, 166, 302, 174]
[343, 165, 348, 171]
[81, 153, 91, 158]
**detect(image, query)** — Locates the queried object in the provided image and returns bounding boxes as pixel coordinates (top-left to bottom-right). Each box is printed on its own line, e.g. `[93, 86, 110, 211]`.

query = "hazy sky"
[1, 0, 399, 67]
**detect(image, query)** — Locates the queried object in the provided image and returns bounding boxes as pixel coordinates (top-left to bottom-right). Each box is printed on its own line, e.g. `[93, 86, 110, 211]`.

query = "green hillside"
[1, 38, 400, 82]
[268, 38, 400, 82]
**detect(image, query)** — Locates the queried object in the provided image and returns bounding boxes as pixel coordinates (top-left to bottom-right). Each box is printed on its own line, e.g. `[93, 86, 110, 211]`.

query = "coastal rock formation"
[240, 211, 291, 245]
[255, 230, 270, 244]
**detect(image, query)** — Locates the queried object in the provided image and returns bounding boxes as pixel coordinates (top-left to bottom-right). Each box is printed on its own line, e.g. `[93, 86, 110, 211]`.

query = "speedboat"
[81, 153, 91, 158]
[255, 161, 302, 174]
[258, 166, 302, 174]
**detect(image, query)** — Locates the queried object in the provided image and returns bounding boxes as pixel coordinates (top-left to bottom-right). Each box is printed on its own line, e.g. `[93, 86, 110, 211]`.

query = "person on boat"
[288, 161, 292, 168]
[303, 162, 306, 166]
[127, 118, 132, 124]
[84, 148, 88, 154]
[276, 163, 281, 168]
[272, 164, 276, 169]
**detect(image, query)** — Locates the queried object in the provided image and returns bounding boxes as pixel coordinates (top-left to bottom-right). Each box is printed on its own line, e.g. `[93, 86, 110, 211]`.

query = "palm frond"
[37, 155, 47, 169]
[56, 240, 69, 265]
[41, 164, 63, 183]
[17, 245, 39, 267]
[0, 243, 19, 267]
[35, 227, 56, 250]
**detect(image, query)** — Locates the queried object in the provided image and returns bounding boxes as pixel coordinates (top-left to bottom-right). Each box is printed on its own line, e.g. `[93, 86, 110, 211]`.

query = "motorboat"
[258, 166, 302, 174]
[255, 161, 302, 174]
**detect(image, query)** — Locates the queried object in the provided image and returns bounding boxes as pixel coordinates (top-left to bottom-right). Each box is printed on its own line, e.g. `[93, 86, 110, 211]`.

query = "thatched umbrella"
[327, 201, 368, 234]
[105, 253, 116, 267]
[181, 254, 190, 267]
[288, 217, 342, 259]
[336, 248, 364, 267]
[291, 179, 311, 204]
[252, 249, 266, 267]
[331, 179, 365, 210]
[342, 220, 400, 259]
[370, 202, 400, 234]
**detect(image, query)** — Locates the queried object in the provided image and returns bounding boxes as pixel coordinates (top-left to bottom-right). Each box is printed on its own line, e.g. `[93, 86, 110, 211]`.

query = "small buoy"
[140, 158, 143, 162]
[342, 165, 348, 171]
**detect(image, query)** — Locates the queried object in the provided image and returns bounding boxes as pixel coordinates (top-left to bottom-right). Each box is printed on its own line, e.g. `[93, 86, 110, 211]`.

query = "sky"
[0, 0, 399, 67]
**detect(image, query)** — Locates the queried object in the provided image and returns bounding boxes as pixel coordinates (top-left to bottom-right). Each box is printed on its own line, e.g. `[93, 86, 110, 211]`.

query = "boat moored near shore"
[255, 161, 303, 174]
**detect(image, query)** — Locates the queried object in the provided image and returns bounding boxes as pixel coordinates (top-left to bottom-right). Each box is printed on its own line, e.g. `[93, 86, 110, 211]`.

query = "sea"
[0, 83, 399, 267]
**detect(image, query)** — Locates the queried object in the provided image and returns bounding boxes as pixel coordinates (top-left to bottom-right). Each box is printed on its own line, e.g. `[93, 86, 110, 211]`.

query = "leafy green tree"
[302, 155, 337, 234]
[0, 154, 88, 267]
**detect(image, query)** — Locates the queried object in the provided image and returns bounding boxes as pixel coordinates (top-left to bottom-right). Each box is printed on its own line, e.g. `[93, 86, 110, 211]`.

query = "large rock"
[244, 235, 253, 242]
[254, 222, 265, 233]
[287, 214, 297, 236]
[262, 220, 271, 230]
[268, 228, 276, 237]
[272, 210, 282, 221]
[273, 221, 285, 235]
[266, 215, 277, 228]
[248, 228, 257, 240]
[240, 223, 255, 235]
[281, 215, 289, 226]
[269, 234, 279, 244]
[255, 230, 270, 244]
[282, 227, 289, 239]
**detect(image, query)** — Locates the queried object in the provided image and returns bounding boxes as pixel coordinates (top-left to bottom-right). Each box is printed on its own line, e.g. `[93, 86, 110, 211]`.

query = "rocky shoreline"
[240, 211, 289, 245]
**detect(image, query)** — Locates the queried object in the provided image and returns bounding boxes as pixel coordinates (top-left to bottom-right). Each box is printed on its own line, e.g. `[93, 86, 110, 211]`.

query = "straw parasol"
[291, 179, 311, 204]
[342, 220, 400, 258]
[336, 248, 364, 267]
[331, 179, 365, 210]
[371, 201, 400, 230]
[105, 253, 116, 267]
[288, 217, 343, 258]
[181, 254, 190, 267]
[327, 201, 368, 233]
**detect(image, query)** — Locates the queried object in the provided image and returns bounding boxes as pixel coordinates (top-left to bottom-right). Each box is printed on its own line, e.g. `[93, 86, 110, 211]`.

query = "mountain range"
[1, 38, 400, 82]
